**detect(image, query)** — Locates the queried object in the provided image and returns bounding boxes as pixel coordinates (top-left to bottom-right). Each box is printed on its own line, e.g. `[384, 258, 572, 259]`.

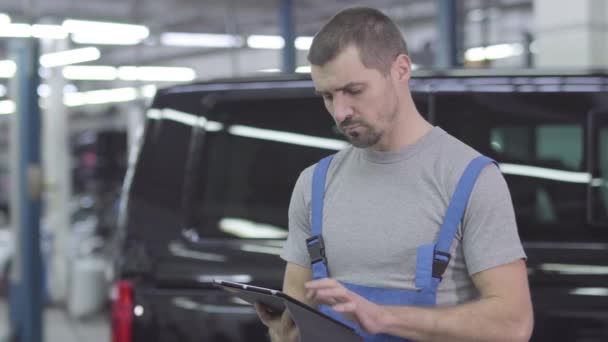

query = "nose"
[332, 93, 353, 124]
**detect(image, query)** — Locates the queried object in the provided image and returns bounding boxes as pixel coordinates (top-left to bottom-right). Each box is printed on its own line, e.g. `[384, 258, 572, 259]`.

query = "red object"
[111, 280, 133, 342]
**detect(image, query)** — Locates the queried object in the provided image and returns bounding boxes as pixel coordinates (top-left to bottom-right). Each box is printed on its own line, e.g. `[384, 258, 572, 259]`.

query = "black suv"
[112, 71, 608, 342]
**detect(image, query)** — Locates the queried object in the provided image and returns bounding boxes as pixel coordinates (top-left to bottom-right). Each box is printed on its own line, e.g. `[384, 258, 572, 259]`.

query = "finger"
[281, 309, 296, 328]
[305, 278, 340, 289]
[333, 301, 357, 312]
[309, 288, 351, 306]
[255, 303, 282, 327]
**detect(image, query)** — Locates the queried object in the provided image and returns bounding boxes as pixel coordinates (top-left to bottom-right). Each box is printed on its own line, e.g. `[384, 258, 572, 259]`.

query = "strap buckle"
[432, 250, 452, 279]
[306, 235, 327, 264]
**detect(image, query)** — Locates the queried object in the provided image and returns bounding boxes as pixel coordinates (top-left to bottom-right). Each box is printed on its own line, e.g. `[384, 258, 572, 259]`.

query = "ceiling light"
[83, 87, 137, 105]
[62, 65, 118, 80]
[0, 13, 11, 25]
[117, 66, 196, 82]
[37, 84, 51, 98]
[247, 35, 284, 49]
[71, 33, 145, 45]
[0, 84, 7, 97]
[32, 24, 69, 39]
[64, 87, 138, 107]
[258, 68, 281, 73]
[0, 23, 32, 38]
[0, 60, 17, 78]
[295, 36, 313, 50]
[63, 19, 149, 45]
[465, 43, 523, 62]
[0, 100, 16, 115]
[160, 32, 243, 48]
[40, 47, 101, 68]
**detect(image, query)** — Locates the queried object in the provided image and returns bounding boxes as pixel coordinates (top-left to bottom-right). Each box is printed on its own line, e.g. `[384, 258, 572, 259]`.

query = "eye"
[346, 88, 362, 96]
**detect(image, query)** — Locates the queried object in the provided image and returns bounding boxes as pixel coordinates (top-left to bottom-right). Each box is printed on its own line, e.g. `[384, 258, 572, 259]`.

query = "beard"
[337, 117, 383, 148]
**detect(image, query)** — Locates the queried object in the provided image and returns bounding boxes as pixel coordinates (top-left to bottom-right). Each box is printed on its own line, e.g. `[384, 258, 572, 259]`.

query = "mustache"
[338, 117, 361, 130]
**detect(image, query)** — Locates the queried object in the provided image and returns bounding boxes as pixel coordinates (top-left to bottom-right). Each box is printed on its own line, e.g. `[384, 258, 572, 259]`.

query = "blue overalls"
[306, 154, 495, 342]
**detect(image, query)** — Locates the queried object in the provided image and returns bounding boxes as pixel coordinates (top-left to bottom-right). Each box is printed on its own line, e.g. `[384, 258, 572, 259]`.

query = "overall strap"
[433, 155, 497, 279]
[307, 154, 334, 280]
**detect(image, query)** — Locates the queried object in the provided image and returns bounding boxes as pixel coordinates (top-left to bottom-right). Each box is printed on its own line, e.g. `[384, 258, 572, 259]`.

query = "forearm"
[380, 297, 533, 342]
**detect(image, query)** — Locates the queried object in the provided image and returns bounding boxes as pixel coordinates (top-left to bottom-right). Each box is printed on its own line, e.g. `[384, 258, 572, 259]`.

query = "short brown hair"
[307, 6, 408, 74]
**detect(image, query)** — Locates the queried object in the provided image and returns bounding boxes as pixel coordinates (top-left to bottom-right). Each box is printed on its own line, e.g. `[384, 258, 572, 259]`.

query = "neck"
[370, 101, 433, 152]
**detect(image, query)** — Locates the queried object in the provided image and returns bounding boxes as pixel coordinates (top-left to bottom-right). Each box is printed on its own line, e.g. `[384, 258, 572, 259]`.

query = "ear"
[392, 54, 412, 81]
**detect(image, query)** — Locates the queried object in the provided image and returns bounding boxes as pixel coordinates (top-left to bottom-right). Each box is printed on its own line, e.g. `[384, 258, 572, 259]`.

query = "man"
[256, 6, 533, 342]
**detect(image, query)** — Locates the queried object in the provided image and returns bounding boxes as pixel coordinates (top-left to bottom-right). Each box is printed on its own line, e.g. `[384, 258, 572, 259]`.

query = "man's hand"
[305, 278, 391, 335]
[254, 302, 299, 342]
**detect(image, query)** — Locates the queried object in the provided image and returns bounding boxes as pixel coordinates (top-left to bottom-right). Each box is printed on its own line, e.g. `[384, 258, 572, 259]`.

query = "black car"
[111, 71, 608, 342]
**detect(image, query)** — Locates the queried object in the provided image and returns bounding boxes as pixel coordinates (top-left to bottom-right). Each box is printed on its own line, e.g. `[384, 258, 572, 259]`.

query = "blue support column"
[280, 0, 296, 73]
[435, 0, 459, 69]
[9, 38, 43, 342]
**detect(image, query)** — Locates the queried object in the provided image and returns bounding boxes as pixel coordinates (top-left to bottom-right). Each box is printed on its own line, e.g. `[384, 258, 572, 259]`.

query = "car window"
[130, 109, 194, 212]
[434, 92, 599, 241]
[593, 114, 608, 222]
[186, 96, 345, 239]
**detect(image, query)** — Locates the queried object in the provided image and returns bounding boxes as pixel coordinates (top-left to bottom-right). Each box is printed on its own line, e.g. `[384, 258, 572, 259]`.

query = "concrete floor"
[0, 298, 109, 342]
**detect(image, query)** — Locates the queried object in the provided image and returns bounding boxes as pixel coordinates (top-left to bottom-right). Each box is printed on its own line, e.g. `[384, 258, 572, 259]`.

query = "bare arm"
[256, 262, 312, 342]
[306, 259, 534, 342]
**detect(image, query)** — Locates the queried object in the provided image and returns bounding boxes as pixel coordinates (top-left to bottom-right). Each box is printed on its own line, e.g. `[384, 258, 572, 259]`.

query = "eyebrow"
[315, 82, 365, 96]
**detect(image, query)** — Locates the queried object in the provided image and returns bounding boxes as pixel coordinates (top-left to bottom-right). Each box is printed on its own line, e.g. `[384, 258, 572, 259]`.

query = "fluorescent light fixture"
[539, 263, 608, 275]
[258, 68, 281, 73]
[0, 60, 17, 78]
[117, 66, 196, 82]
[62, 65, 118, 80]
[32, 24, 68, 39]
[63, 19, 149, 45]
[0, 84, 7, 97]
[0, 13, 11, 25]
[71, 33, 145, 45]
[40, 47, 101, 68]
[295, 36, 313, 50]
[0, 23, 32, 38]
[64, 87, 137, 107]
[219, 217, 288, 239]
[570, 288, 608, 296]
[160, 32, 243, 48]
[64, 84, 78, 93]
[0, 100, 15, 115]
[229, 125, 348, 151]
[63, 92, 85, 107]
[37, 84, 50, 98]
[295, 65, 311, 73]
[465, 43, 523, 62]
[247, 35, 284, 49]
[84, 87, 137, 105]
[499, 163, 591, 184]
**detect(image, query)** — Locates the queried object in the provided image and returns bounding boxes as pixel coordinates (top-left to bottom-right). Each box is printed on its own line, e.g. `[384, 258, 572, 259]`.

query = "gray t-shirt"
[280, 126, 526, 306]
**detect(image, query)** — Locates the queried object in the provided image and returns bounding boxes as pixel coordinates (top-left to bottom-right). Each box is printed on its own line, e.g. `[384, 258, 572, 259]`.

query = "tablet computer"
[213, 279, 286, 313]
[213, 279, 362, 341]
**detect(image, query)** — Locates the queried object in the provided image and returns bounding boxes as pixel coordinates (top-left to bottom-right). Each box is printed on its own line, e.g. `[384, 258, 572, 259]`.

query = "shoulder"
[297, 146, 355, 186]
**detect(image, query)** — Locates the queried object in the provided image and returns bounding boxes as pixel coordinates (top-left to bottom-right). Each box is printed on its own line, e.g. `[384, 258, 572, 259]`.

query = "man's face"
[311, 45, 399, 149]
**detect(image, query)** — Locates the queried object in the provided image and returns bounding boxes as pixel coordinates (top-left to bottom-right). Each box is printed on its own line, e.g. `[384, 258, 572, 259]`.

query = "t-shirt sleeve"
[461, 163, 527, 276]
[280, 167, 314, 268]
